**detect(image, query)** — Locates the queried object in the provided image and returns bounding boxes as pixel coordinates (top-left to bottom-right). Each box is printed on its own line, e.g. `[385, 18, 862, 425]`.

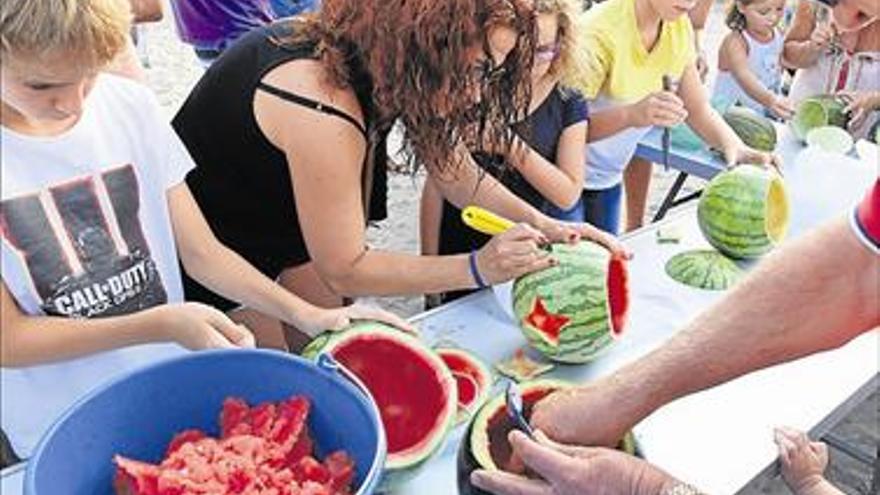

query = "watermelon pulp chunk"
[607, 254, 630, 337]
[333, 337, 451, 458]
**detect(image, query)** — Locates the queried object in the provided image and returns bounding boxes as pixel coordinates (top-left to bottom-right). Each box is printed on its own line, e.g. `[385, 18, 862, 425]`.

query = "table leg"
[652, 172, 689, 222]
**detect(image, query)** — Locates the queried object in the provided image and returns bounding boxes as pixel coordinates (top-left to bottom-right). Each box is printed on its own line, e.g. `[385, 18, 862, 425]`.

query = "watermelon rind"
[456, 380, 639, 495]
[697, 165, 790, 259]
[303, 321, 457, 490]
[665, 250, 744, 291]
[435, 347, 493, 426]
[805, 126, 854, 155]
[511, 242, 628, 364]
[792, 95, 849, 142]
[723, 106, 778, 152]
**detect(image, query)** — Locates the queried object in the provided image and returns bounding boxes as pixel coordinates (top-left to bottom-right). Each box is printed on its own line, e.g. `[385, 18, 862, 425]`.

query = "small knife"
[661, 74, 674, 172]
[461, 205, 516, 236]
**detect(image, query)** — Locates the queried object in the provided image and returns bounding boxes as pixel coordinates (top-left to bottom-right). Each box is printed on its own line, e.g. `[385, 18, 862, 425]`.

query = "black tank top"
[173, 22, 388, 269]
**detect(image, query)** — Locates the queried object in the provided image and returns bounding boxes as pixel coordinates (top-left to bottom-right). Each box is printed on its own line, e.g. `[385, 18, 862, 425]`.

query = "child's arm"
[783, 1, 832, 69]
[719, 32, 794, 119]
[679, 63, 779, 167]
[588, 93, 688, 142]
[0, 281, 255, 367]
[506, 122, 587, 210]
[167, 183, 414, 337]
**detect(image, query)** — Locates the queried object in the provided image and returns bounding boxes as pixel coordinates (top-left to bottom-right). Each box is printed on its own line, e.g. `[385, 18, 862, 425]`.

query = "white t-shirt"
[0, 74, 192, 457]
[584, 96, 652, 190]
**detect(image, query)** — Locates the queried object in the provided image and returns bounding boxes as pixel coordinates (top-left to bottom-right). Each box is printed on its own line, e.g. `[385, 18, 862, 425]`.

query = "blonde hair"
[534, 0, 591, 92]
[0, 0, 130, 67]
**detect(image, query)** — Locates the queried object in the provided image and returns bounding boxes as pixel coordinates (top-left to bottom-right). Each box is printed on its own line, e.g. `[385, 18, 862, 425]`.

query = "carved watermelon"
[456, 380, 638, 495]
[792, 95, 850, 142]
[302, 322, 457, 490]
[511, 241, 629, 363]
[665, 250, 744, 291]
[436, 347, 493, 426]
[723, 106, 778, 152]
[697, 165, 790, 259]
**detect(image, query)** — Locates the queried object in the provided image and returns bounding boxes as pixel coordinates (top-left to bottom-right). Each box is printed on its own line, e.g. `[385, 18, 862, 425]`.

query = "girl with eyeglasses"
[420, 0, 595, 305]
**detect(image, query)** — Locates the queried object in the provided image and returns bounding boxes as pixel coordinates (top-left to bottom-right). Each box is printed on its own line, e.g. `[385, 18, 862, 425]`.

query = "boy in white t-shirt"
[0, 0, 410, 459]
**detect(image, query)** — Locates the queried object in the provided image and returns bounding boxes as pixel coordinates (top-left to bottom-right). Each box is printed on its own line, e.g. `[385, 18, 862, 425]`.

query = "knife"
[661, 74, 674, 172]
[461, 206, 552, 251]
[461, 205, 516, 236]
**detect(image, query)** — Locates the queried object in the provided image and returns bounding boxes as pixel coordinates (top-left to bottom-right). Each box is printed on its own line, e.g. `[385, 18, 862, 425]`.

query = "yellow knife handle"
[461, 206, 516, 236]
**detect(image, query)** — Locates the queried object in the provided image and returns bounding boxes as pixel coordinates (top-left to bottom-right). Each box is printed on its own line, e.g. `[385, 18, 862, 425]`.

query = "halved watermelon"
[456, 380, 638, 495]
[303, 322, 457, 490]
[697, 165, 790, 259]
[435, 347, 492, 425]
[512, 242, 630, 363]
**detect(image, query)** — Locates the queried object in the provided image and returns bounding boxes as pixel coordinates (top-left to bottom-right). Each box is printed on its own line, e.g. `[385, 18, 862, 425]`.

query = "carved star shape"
[524, 297, 569, 346]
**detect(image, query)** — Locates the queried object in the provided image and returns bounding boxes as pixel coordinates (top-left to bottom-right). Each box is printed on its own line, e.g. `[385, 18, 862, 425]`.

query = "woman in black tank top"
[173, 0, 628, 346]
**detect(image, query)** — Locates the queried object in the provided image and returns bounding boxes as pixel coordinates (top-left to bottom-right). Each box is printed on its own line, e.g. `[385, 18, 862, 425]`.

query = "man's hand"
[470, 430, 680, 495]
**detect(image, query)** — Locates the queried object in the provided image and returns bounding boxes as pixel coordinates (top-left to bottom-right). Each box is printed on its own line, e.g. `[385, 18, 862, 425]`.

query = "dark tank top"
[173, 21, 388, 274]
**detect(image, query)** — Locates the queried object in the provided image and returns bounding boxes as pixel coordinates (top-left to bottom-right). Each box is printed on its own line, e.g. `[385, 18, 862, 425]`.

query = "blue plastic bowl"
[24, 350, 386, 494]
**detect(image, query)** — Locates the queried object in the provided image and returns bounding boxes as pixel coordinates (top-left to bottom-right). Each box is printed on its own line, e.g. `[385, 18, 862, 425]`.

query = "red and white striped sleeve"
[851, 179, 880, 255]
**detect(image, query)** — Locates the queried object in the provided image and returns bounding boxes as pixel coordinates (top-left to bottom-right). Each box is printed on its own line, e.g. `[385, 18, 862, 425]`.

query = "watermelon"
[302, 322, 457, 490]
[792, 95, 850, 142]
[456, 380, 638, 495]
[806, 126, 854, 154]
[665, 250, 744, 291]
[511, 241, 629, 364]
[723, 106, 778, 152]
[697, 165, 790, 259]
[436, 347, 493, 426]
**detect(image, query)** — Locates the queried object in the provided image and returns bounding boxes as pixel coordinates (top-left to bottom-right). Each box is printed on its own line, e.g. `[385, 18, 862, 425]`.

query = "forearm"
[1, 307, 167, 367]
[733, 68, 779, 107]
[687, 104, 741, 153]
[180, 242, 316, 328]
[588, 106, 636, 142]
[432, 146, 546, 227]
[508, 139, 582, 209]
[320, 249, 475, 297]
[616, 218, 878, 419]
[783, 40, 821, 69]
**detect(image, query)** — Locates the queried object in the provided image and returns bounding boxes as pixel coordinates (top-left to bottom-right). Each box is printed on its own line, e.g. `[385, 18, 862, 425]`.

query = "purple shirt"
[169, 0, 275, 52]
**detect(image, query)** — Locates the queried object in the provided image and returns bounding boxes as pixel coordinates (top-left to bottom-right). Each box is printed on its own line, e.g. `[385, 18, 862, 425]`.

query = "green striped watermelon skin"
[512, 242, 623, 364]
[665, 250, 743, 291]
[697, 165, 788, 259]
[723, 106, 778, 152]
[792, 95, 849, 141]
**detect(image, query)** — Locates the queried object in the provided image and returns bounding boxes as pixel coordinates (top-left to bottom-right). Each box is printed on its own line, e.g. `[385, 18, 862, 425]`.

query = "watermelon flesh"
[437, 348, 492, 424]
[114, 395, 355, 495]
[607, 254, 629, 337]
[523, 297, 570, 347]
[333, 337, 451, 459]
[301, 323, 457, 490]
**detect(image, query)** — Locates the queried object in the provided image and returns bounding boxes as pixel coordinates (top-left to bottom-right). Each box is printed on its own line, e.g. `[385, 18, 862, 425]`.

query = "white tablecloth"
[394, 141, 878, 494]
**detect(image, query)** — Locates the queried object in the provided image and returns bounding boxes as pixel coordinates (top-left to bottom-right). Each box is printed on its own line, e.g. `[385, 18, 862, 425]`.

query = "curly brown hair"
[285, 0, 537, 176]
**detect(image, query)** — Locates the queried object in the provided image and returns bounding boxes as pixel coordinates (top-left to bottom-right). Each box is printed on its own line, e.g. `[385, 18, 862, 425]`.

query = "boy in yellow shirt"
[574, 0, 776, 233]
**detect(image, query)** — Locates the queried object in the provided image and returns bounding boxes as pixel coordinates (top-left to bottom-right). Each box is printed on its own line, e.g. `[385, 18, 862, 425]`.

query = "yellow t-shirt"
[578, 0, 696, 102]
